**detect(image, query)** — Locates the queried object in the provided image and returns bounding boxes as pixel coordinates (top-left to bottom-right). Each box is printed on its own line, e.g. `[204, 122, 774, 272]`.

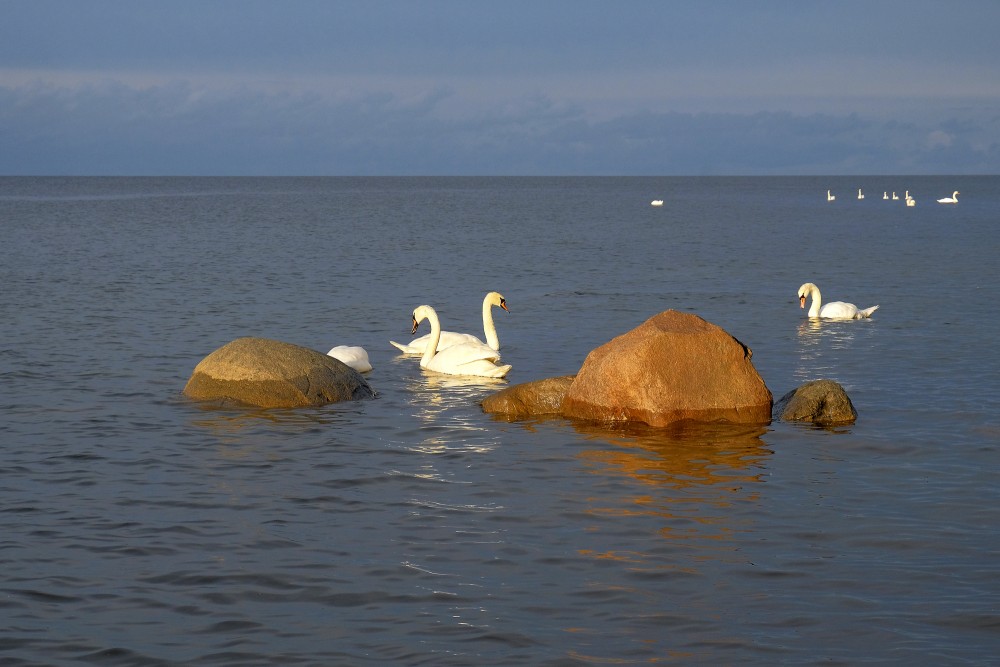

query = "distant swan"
[827, 190, 836, 201]
[937, 191, 960, 204]
[906, 194, 916, 207]
[390, 291, 508, 355]
[857, 188, 864, 200]
[892, 192, 899, 200]
[410, 305, 511, 378]
[883, 192, 889, 200]
[798, 282, 879, 319]
[650, 199, 664, 206]
[327, 345, 372, 373]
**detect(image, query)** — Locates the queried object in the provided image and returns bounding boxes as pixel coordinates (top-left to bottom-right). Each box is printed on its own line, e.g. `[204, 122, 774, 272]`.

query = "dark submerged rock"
[481, 375, 575, 419]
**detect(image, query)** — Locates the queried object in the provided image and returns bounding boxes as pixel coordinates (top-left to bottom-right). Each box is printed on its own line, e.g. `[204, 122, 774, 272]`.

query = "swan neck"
[808, 285, 822, 317]
[419, 309, 442, 367]
[482, 298, 500, 350]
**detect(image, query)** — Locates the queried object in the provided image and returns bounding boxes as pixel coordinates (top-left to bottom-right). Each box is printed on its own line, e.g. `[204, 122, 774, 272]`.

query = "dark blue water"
[2, 176, 998, 665]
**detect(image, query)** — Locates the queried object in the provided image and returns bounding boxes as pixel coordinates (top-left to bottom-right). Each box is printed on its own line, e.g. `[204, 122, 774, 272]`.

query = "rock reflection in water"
[573, 420, 771, 546]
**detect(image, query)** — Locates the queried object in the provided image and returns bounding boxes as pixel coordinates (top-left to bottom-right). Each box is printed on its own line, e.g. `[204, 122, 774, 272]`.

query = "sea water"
[1, 176, 998, 665]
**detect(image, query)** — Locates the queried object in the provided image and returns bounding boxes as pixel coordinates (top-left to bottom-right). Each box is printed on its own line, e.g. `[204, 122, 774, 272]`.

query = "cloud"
[1, 77, 998, 175]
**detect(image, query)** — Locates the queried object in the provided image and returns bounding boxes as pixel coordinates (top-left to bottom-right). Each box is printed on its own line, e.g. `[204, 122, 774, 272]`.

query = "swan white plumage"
[798, 282, 879, 319]
[327, 345, 373, 373]
[883, 192, 889, 200]
[937, 190, 959, 204]
[892, 192, 899, 200]
[857, 188, 864, 200]
[390, 291, 508, 355]
[650, 199, 664, 206]
[906, 194, 916, 207]
[410, 305, 511, 378]
[826, 190, 836, 201]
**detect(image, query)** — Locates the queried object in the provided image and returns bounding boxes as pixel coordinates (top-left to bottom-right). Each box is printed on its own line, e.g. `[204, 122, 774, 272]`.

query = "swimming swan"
[797, 282, 879, 319]
[858, 188, 864, 200]
[390, 291, 508, 354]
[937, 191, 959, 204]
[827, 190, 836, 201]
[410, 305, 512, 378]
[327, 345, 373, 372]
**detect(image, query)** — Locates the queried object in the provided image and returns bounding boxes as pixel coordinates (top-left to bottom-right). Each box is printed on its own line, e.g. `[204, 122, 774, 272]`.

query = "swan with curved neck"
[798, 282, 879, 319]
[390, 291, 508, 354]
[937, 191, 959, 204]
[410, 305, 511, 378]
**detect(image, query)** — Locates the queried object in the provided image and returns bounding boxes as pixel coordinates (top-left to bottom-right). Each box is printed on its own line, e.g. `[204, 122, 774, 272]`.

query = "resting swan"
[826, 190, 836, 201]
[937, 191, 959, 204]
[410, 305, 511, 378]
[327, 345, 372, 373]
[390, 291, 508, 354]
[798, 282, 879, 319]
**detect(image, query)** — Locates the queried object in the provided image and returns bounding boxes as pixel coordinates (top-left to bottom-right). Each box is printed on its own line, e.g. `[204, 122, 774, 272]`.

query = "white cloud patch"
[926, 129, 954, 149]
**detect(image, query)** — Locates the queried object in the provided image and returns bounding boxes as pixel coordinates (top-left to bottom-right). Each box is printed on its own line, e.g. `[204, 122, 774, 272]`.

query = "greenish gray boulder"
[184, 337, 375, 408]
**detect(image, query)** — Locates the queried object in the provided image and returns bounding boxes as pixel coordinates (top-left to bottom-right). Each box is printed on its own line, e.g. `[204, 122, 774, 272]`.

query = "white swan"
[937, 190, 959, 204]
[826, 190, 836, 201]
[390, 291, 508, 355]
[410, 305, 511, 378]
[906, 194, 916, 207]
[798, 282, 879, 319]
[650, 199, 664, 206]
[883, 192, 889, 200]
[327, 345, 373, 373]
[892, 192, 899, 200]
[857, 188, 864, 200]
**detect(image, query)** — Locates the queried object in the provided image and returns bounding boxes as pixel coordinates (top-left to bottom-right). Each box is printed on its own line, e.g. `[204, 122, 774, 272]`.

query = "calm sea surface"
[1, 176, 998, 665]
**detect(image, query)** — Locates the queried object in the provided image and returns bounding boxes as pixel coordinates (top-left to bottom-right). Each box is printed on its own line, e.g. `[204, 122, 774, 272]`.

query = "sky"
[2, 0, 999, 176]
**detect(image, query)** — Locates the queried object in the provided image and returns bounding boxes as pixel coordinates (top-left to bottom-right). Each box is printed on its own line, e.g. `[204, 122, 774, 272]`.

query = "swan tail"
[858, 305, 879, 318]
[390, 340, 418, 354]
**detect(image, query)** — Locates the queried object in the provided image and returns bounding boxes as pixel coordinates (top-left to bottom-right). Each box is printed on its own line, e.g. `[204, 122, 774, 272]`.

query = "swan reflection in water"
[568, 419, 771, 550]
[402, 371, 507, 454]
[794, 318, 873, 385]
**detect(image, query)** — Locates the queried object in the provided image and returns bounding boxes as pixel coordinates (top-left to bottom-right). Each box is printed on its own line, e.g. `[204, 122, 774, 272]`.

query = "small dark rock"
[774, 379, 857, 425]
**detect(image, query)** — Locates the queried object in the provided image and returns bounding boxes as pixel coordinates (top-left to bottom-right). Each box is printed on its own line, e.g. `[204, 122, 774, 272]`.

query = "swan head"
[486, 291, 509, 312]
[411, 305, 435, 334]
[797, 282, 817, 308]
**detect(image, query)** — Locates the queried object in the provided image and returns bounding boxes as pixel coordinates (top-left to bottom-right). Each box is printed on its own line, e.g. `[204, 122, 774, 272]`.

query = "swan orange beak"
[410, 316, 420, 334]
[799, 295, 806, 308]
[500, 299, 509, 312]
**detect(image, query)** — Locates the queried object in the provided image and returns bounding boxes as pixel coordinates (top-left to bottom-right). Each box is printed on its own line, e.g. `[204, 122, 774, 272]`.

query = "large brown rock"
[184, 337, 375, 408]
[774, 379, 857, 425]
[561, 310, 772, 427]
[481, 376, 575, 419]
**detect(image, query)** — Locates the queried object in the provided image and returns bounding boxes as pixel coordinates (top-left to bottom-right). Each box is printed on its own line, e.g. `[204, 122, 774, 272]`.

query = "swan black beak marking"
[411, 316, 420, 334]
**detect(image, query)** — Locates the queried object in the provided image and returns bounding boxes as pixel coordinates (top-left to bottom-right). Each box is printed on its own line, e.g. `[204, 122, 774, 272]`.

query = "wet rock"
[481, 375, 575, 419]
[184, 337, 375, 409]
[774, 379, 857, 425]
